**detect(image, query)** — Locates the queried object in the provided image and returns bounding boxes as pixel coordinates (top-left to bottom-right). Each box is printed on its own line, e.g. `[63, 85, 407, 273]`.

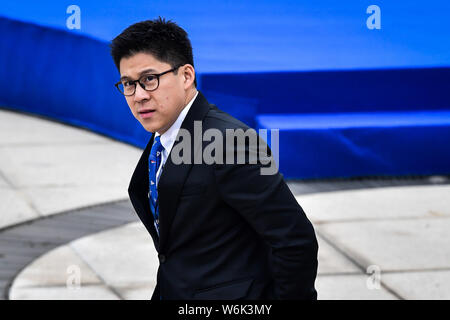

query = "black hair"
[110, 17, 196, 87]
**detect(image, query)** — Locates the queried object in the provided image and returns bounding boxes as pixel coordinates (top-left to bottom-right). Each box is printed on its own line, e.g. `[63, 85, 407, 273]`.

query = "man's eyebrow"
[120, 68, 158, 81]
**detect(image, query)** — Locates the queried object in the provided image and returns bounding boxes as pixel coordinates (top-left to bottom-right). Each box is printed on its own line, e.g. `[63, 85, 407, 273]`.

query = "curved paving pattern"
[9, 221, 158, 300]
[3, 177, 450, 300]
[0, 199, 138, 299]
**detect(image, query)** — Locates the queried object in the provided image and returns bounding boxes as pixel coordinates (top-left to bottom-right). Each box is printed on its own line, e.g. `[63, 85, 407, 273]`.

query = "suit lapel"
[127, 91, 211, 252]
[157, 91, 211, 251]
[128, 133, 160, 248]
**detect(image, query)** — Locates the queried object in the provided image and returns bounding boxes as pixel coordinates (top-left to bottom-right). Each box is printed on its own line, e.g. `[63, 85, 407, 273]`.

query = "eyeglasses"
[115, 65, 183, 96]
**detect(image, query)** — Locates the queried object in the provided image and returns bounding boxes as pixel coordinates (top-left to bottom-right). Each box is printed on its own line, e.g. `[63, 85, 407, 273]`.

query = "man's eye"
[143, 75, 157, 83]
[123, 81, 134, 87]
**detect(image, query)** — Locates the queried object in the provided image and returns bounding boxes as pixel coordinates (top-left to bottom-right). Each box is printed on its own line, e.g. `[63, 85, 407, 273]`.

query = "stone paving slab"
[70, 222, 158, 299]
[288, 176, 450, 195]
[381, 270, 450, 300]
[316, 235, 360, 275]
[0, 188, 39, 229]
[0, 175, 9, 188]
[0, 110, 107, 145]
[0, 144, 134, 216]
[317, 218, 450, 272]
[11, 245, 103, 288]
[20, 186, 129, 217]
[1, 143, 138, 188]
[296, 185, 450, 224]
[315, 275, 398, 300]
[10, 285, 120, 300]
[0, 108, 142, 231]
[118, 284, 155, 300]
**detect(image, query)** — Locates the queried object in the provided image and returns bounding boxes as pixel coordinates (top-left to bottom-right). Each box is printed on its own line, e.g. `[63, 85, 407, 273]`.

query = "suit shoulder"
[203, 104, 252, 132]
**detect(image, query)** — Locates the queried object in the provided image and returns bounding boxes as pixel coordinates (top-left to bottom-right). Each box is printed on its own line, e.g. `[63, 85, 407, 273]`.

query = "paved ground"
[1, 108, 449, 300]
[0, 108, 142, 229]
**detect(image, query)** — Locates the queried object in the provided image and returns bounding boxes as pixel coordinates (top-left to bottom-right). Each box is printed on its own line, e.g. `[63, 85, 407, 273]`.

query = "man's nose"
[133, 82, 150, 102]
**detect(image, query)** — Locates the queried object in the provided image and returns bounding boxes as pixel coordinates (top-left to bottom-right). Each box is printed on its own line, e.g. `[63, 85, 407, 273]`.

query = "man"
[110, 17, 318, 300]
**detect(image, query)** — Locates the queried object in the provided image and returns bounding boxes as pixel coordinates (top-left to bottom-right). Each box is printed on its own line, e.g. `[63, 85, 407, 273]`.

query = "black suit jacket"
[128, 91, 318, 300]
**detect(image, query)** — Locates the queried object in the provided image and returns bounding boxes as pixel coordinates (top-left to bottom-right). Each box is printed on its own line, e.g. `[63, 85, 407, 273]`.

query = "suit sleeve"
[213, 131, 319, 300]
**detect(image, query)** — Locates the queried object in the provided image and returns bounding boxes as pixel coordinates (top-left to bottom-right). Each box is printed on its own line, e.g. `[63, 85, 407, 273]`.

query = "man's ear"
[182, 64, 195, 89]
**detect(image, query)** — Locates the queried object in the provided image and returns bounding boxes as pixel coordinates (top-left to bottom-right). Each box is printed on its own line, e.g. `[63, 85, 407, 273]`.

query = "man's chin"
[140, 122, 159, 133]
[141, 120, 168, 134]
[142, 125, 158, 133]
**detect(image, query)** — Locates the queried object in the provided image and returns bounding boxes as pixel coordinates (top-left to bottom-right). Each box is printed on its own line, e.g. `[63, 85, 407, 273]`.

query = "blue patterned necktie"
[149, 135, 164, 235]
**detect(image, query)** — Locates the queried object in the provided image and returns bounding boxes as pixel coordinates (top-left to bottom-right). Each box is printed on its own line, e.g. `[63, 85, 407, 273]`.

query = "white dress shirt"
[154, 91, 198, 187]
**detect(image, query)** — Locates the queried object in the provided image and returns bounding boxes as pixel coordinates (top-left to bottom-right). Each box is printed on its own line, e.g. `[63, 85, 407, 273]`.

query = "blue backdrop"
[1, 1, 449, 178]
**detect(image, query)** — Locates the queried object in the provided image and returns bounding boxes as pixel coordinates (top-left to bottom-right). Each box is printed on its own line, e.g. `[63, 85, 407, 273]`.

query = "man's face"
[119, 52, 188, 134]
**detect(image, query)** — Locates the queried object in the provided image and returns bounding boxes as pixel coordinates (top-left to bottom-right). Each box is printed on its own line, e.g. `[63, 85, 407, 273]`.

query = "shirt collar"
[155, 90, 198, 153]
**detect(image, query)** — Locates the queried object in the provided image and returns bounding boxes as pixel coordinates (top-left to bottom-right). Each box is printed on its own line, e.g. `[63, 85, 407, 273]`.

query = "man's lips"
[138, 109, 155, 119]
